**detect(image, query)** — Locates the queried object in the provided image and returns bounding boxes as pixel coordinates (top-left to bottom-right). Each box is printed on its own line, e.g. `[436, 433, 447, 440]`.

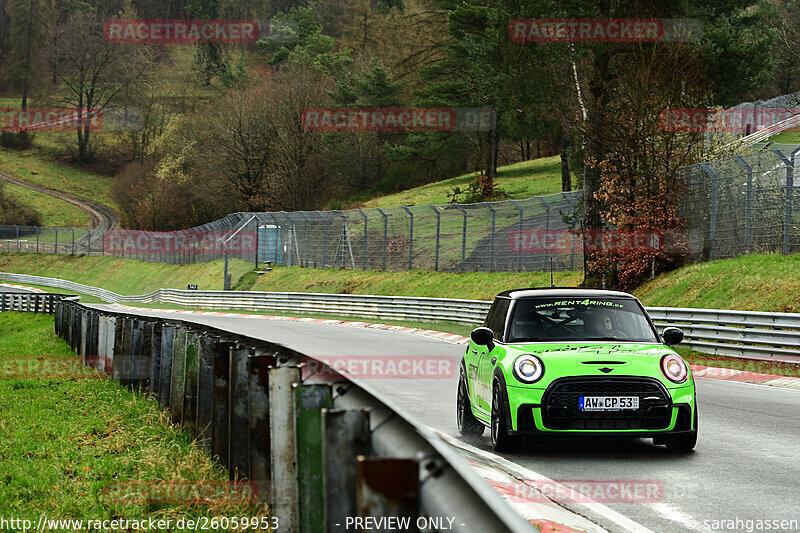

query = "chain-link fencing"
[1, 145, 798, 272]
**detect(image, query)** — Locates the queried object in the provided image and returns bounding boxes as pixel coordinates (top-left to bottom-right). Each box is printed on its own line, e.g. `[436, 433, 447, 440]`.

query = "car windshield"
[507, 297, 659, 343]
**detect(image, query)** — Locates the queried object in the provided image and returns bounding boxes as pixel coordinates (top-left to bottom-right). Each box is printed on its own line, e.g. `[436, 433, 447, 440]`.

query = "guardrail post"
[1, 292, 6, 313]
[129, 320, 144, 390]
[323, 408, 371, 533]
[249, 354, 276, 502]
[97, 315, 107, 374]
[196, 335, 216, 452]
[116, 318, 133, 387]
[89, 312, 100, 369]
[183, 332, 200, 435]
[229, 346, 253, 479]
[269, 365, 301, 532]
[158, 325, 175, 409]
[356, 457, 418, 526]
[106, 316, 117, 375]
[212, 341, 235, 466]
[139, 322, 153, 391]
[78, 309, 88, 360]
[169, 327, 188, 424]
[295, 383, 332, 532]
[149, 323, 163, 396]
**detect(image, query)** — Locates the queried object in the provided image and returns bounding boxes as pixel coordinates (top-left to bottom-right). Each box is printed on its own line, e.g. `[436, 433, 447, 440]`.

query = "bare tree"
[54, 7, 151, 161]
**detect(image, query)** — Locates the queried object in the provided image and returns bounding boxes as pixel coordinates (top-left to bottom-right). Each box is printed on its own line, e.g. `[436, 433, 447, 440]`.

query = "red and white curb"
[690, 364, 800, 390]
[0, 283, 48, 293]
[108, 303, 470, 345]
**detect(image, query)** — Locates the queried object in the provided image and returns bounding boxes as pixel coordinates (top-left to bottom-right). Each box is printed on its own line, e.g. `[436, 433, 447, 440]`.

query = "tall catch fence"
[1, 145, 799, 271]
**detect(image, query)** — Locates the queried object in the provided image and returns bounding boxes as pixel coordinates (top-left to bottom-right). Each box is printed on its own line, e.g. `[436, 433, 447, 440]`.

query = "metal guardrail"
[4, 272, 799, 361]
[0, 291, 78, 314]
[53, 299, 535, 533]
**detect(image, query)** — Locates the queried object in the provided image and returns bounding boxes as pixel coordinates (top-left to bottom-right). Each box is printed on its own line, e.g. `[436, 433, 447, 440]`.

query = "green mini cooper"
[457, 288, 697, 452]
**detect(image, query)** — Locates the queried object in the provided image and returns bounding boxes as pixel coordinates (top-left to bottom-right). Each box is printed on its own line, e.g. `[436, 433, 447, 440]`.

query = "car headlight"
[661, 354, 688, 384]
[512, 355, 544, 384]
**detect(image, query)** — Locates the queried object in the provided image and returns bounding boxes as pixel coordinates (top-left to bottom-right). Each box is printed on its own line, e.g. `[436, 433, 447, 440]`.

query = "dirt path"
[0, 169, 119, 230]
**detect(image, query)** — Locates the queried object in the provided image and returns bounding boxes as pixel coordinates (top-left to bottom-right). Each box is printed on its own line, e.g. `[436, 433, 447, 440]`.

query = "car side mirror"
[471, 327, 495, 350]
[662, 327, 684, 346]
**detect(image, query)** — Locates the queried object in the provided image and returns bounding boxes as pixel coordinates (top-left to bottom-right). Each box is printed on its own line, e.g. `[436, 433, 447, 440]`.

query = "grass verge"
[0, 253, 253, 295]
[0, 148, 118, 213]
[2, 181, 89, 227]
[363, 156, 563, 208]
[0, 312, 270, 527]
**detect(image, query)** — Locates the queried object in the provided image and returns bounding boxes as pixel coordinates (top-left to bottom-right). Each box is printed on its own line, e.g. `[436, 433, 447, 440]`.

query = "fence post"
[323, 408, 371, 533]
[71, 229, 75, 255]
[298, 211, 311, 267]
[510, 199, 524, 271]
[700, 164, 719, 260]
[357, 209, 368, 270]
[483, 203, 496, 271]
[35, 226, 39, 253]
[401, 206, 414, 270]
[14, 225, 19, 252]
[254, 215, 260, 270]
[456, 205, 467, 272]
[318, 211, 328, 268]
[376, 208, 388, 271]
[734, 155, 753, 252]
[55, 228, 58, 255]
[771, 149, 796, 255]
[269, 365, 301, 533]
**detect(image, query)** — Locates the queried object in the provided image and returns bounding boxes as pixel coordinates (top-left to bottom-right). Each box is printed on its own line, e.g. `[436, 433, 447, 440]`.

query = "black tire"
[664, 408, 698, 452]
[457, 367, 484, 437]
[490, 383, 517, 452]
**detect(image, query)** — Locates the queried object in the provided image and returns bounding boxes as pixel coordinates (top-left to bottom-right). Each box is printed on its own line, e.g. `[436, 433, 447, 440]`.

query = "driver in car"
[590, 310, 618, 337]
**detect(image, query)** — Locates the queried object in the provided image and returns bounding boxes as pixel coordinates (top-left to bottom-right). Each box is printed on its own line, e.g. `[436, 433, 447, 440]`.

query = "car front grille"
[541, 377, 672, 431]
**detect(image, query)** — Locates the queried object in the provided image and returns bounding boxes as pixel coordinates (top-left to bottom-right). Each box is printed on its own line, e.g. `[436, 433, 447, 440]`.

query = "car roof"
[496, 287, 636, 299]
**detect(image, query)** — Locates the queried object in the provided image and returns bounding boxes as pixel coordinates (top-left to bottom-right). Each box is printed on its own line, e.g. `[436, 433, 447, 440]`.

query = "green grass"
[0, 312, 270, 526]
[0, 149, 118, 212]
[769, 129, 800, 144]
[0, 253, 253, 295]
[634, 253, 800, 313]
[363, 156, 564, 208]
[2, 181, 89, 227]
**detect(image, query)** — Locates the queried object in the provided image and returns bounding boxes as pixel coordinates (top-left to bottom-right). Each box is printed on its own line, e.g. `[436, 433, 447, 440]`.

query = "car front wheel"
[663, 409, 698, 452]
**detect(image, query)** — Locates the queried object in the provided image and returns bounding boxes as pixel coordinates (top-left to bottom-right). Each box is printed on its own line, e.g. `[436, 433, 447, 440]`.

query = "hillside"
[363, 156, 564, 208]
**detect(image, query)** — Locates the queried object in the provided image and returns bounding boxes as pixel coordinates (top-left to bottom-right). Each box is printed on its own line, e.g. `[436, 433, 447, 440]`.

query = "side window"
[484, 298, 510, 341]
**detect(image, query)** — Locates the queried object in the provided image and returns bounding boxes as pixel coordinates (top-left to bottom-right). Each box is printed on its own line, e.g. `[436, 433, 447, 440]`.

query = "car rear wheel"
[491, 383, 517, 452]
[457, 368, 484, 437]
[663, 409, 698, 452]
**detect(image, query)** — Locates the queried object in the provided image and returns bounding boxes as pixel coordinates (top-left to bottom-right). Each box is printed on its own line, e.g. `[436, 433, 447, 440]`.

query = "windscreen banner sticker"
[533, 299, 624, 309]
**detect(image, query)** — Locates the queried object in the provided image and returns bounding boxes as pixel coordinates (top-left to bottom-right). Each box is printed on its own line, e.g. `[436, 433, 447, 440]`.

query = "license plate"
[579, 396, 639, 411]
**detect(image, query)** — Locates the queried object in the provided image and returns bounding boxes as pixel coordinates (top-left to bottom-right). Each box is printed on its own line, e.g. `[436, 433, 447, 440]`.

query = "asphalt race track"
[85, 305, 800, 532]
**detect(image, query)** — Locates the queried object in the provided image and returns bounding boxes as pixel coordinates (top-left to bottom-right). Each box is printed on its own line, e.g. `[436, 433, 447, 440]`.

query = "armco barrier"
[53, 298, 536, 533]
[5, 272, 799, 361]
[0, 291, 78, 314]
